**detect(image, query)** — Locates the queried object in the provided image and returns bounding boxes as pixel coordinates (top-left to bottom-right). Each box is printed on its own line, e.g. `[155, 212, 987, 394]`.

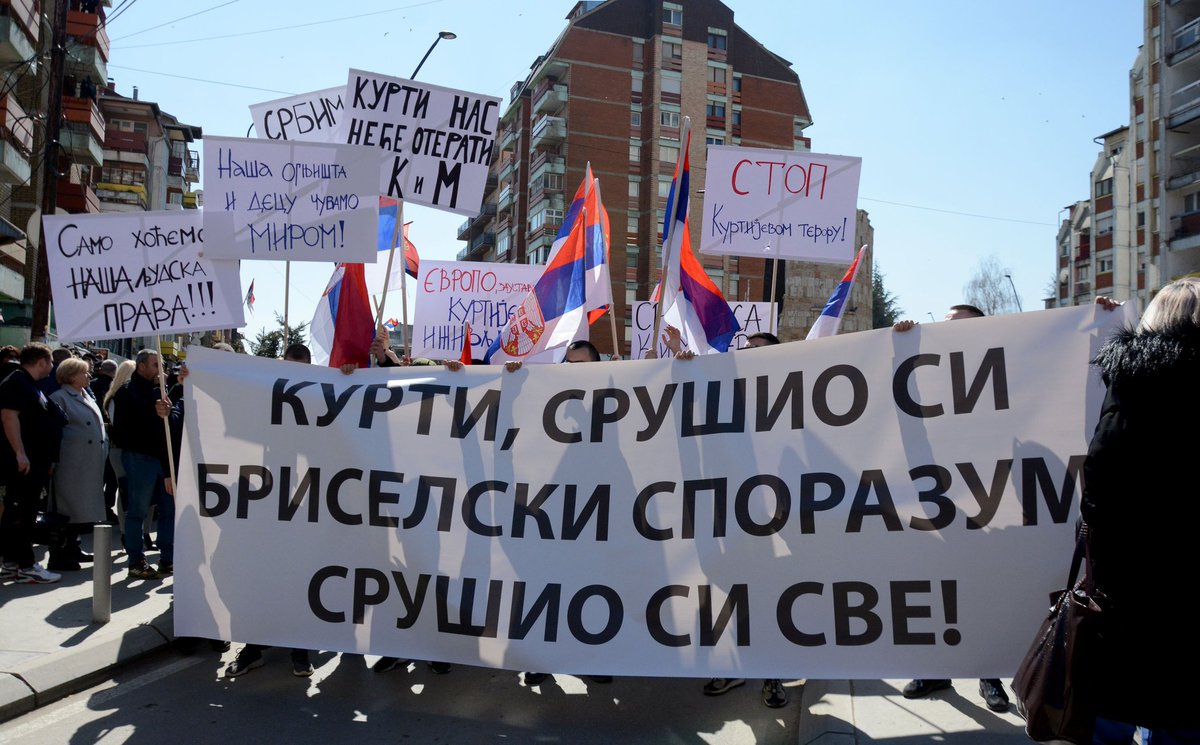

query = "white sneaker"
[16, 563, 61, 584]
[0, 561, 18, 581]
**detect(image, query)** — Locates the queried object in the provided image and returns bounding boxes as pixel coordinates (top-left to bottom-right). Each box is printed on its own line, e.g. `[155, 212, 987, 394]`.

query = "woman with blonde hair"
[1083, 277, 1200, 741]
[48, 358, 108, 571]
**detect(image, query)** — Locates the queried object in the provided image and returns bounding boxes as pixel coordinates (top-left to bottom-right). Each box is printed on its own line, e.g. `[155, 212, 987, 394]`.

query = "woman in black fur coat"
[1083, 277, 1200, 743]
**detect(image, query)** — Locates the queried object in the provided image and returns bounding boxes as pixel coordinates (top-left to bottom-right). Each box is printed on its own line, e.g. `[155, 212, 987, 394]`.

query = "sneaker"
[902, 679, 953, 699]
[762, 679, 788, 708]
[291, 657, 314, 678]
[16, 563, 61, 584]
[158, 562, 173, 576]
[224, 649, 264, 678]
[523, 671, 547, 686]
[979, 679, 1009, 712]
[128, 559, 160, 580]
[0, 561, 19, 581]
[427, 661, 452, 675]
[703, 678, 746, 696]
[373, 656, 410, 673]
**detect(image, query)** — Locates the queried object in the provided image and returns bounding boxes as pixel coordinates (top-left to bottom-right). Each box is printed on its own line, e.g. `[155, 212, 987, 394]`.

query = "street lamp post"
[412, 30, 457, 79]
[1004, 273, 1023, 313]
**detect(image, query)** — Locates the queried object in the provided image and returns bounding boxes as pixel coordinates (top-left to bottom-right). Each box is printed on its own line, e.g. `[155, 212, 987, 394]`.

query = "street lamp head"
[439, 30, 457, 40]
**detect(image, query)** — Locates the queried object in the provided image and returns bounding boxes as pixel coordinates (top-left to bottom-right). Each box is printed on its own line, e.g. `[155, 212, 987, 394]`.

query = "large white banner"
[630, 300, 773, 359]
[201, 136, 380, 262]
[412, 260, 541, 361]
[249, 86, 345, 143]
[701, 146, 862, 263]
[42, 211, 244, 341]
[338, 69, 501, 216]
[176, 306, 1119, 678]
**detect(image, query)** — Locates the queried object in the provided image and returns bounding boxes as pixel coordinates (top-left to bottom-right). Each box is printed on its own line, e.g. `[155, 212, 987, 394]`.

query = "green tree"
[248, 313, 309, 358]
[871, 265, 903, 328]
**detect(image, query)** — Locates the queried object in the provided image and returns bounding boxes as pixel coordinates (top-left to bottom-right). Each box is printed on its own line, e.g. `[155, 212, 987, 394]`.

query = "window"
[660, 111, 680, 127]
[633, 41, 643, 63]
[732, 111, 741, 125]
[706, 102, 726, 118]
[661, 77, 681, 96]
[794, 120, 807, 137]
[707, 33, 727, 50]
[497, 233, 510, 257]
[659, 144, 679, 163]
[629, 142, 641, 161]
[708, 66, 726, 85]
[1095, 178, 1114, 197]
[706, 136, 724, 146]
[658, 177, 673, 198]
[732, 76, 742, 92]
[530, 208, 562, 232]
[1137, 210, 1146, 226]
[1098, 258, 1114, 273]
[627, 245, 640, 269]
[663, 3, 682, 25]
[1096, 215, 1114, 234]
[631, 111, 642, 127]
[1186, 193, 1200, 213]
[632, 76, 643, 97]
[662, 41, 682, 61]
[628, 180, 640, 198]
[1076, 265, 1090, 282]
[541, 172, 563, 191]
[627, 215, 639, 234]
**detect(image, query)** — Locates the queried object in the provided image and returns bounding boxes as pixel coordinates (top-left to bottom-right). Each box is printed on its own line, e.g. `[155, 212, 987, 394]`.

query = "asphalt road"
[0, 646, 803, 745]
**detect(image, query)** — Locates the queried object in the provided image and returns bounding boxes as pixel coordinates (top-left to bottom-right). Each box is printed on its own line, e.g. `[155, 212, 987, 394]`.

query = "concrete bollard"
[92, 524, 112, 624]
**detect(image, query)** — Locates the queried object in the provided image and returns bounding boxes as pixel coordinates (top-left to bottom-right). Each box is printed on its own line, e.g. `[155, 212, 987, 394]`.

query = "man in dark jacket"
[111, 349, 182, 580]
[0, 344, 67, 583]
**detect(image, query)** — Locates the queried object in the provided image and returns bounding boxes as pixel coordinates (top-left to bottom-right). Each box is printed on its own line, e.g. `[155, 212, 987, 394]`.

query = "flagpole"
[768, 255, 781, 334]
[399, 223, 411, 359]
[592, 179, 619, 359]
[282, 261, 291, 351]
[373, 199, 404, 366]
[651, 116, 691, 359]
[154, 335, 177, 494]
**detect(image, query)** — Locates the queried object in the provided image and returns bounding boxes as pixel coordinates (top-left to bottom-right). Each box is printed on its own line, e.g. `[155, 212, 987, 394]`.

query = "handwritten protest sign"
[338, 69, 501, 216]
[630, 300, 772, 359]
[41, 211, 244, 341]
[701, 146, 862, 264]
[201, 135, 380, 262]
[249, 86, 345, 143]
[412, 260, 541, 360]
[176, 305, 1118, 678]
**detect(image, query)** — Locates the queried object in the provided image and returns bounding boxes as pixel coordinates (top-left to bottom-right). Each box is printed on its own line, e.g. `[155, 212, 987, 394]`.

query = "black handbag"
[1012, 522, 1107, 744]
[32, 481, 70, 547]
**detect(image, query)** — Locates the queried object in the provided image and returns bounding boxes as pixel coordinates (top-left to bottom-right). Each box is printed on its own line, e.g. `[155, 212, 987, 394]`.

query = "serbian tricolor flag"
[484, 168, 610, 363]
[460, 323, 473, 364]
[378, 197, 420, 279]
[244, 279, 255, 313]
[658, 118, 738, 355]
[309, 263, 375, 368]
[806, 246, 867, 340]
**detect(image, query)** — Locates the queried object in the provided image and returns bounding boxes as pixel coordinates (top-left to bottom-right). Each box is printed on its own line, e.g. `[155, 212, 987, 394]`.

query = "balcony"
[497, 183, 513, 211]
[455, 231, 495, 261]
[57, 180, 100, 213]
[1168, 157, 1200, 190]
[184, 149, 199, 182]
[1171, 16, 1200, 66]
[66, 9, 110, 61]
[63, 95, 105, 140]
[0, 0, 38, 64]
[533, 83, 568, 115]
[530, 154, 565, 182]
[1169, 79, 1200, 129]
[65, 43, 106, 84]
[182, 192, 200, 209]
[1169, 211, 1200, 251]
[168, 156, 183, 177]
[60, 124, 103, 166]
[530, 115, 565, 148]
[456, 202, 497, 240]
[0, 139, 29, 184]
[105, 129, 148, 154]
[96, 181, 148, 209]
[499, 127, 516, 152]
[1, 93, 32, 153]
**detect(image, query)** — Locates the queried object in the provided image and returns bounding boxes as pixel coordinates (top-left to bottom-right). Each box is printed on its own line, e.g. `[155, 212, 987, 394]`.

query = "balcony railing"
[66, 9, 110, 61]
[2, 0, 39, 45]
[63, 95, 105, 140]
[105, 129, 148, 153]
[530, 115, 565, 147]
[0, 93, 32, 153]
[1174, 16, 1200, 58]
[57, 180, 100, 213]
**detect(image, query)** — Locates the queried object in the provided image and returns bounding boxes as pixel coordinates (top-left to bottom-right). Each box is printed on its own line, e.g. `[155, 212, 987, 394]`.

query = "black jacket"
[111, 373, 183, 474]
[1081, 323, 1200, 728]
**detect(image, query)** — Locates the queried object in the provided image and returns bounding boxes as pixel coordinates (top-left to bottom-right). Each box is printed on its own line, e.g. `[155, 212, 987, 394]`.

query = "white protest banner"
[202, 135, 380, 262]
[249, 86, 345, 143]
[176, 305, 1118, 678]
[42, 211, 244, 341]
[701, 146, 862, 263]
[339, 69, 501, 216]
[411, 260, 541, 360]
[630, 300, 773, 359]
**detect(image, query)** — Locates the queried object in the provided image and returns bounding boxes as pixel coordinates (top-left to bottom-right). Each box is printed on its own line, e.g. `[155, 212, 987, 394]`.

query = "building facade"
[458, 0, 864, 354]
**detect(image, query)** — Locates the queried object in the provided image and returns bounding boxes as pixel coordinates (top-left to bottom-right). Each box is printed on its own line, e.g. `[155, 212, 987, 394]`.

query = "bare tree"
[963, 255, 1021, 315]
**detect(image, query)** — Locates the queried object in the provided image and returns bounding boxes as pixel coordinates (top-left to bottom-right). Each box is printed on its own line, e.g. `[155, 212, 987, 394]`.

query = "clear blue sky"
[106, 0, 1144, 340]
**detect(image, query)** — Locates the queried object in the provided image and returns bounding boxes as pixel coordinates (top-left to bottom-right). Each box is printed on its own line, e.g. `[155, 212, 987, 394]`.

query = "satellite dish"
[25, 209, 40, 247]
[1059, 268, 1069, 283]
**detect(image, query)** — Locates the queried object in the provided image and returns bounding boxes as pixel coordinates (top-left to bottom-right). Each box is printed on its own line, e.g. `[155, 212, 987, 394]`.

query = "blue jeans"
[1095, 718, 1200, 744]
[121, 451, 173, 565]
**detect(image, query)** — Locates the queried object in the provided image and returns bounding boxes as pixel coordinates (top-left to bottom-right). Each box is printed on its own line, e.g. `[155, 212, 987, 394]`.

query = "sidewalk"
[0, 537, 176, 722]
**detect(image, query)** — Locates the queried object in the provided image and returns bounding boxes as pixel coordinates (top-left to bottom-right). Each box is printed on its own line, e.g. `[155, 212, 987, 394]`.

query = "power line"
[111, 0, 443, 49]
[103, 0, 140, 28]
[857, 197, 1055, 227]
[108, 0, 242, 42]
[105, 64, 296, 95]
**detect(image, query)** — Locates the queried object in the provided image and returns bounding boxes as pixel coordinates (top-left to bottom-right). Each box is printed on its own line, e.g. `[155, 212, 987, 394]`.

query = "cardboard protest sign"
[176, 305, 1118, 678]
[339, 69, 501, 216]
[249, 86, 345, 143]
[411, 260, 541, 360]
[701, 146, 862, 264]
[42, 211, 244, 341]
[630, 300, 772, 359]
[201, 135, 380, 262]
